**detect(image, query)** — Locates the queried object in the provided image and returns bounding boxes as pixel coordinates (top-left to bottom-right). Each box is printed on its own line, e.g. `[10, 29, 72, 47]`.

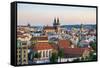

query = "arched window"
[43, 51, 45, 57]
[46, 51, 48, 57]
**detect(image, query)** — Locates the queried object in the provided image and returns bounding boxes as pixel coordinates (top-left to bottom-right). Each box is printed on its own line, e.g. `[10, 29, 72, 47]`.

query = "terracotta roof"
[49, 43, 59, 50]
[17, 35, 29, 38]
[83, 33, 96, 36]
[44, 26, 55, 30]
[33, 42, 53, 50]
[58, 40, 71, 49]
[31, 36, 48, 41]
[17, 25, 28, 27]
[17, 31, 23, 35]
[63, 48, 90, 58]
[17, 28, 25, 31]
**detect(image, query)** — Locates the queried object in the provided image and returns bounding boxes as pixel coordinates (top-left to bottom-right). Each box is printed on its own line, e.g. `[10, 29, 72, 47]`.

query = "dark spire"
[57, 17, 60, 25]
[53, 17, 57, 26]
[53, 17, 60, 26]
[27, 23, 31, 27]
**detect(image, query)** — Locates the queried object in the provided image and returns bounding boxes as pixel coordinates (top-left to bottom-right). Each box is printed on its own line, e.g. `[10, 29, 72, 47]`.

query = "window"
[43, 51, 45, 57]
[24, 55, 26, 57]
[19, 50, 21, 53]
[18, 60, 21, 62]
[39, 52, 41, 58]
[19, 55, 21, 58]
[22, 42, 27, 45]
[24, 50, 26, 53]
[46, 51, 48, 57]
[23, 59, 26, 62]
[17, 55, 19, 58]
[18, 47, 21, 49]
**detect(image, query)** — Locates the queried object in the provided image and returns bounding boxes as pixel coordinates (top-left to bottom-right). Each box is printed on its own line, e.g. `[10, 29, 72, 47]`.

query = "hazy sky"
[17, 3, 96, 26]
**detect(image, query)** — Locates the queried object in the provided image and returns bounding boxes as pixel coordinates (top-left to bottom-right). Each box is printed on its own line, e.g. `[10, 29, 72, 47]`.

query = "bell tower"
[53, 17, 60, 33]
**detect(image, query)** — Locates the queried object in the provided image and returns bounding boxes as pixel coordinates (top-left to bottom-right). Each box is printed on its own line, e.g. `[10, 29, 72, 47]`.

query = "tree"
[28, 49, 34, 61]
[50, 52, 58, 63]
[90, 42, 96, 52]
[58, 48, 64, 62]
[89, 51, 97, 61]
[89, 42, 97, 61]
[31, 51, 35, 60]
[34, 52, 41, 60]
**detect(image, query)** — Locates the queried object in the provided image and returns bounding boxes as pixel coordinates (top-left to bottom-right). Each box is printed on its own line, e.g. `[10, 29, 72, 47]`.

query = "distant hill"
[61, 24, 96, 30]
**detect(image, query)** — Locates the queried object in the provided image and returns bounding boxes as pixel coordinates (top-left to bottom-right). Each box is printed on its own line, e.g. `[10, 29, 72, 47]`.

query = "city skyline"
[17, 3, 96, 26]
[16, 3, 97, 65]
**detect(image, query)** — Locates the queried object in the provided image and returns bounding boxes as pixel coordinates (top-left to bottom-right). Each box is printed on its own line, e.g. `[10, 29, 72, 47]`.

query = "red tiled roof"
[17, 31, 23, 35]
[63, 48, 90, 58]
[64, 48, 84, 54]
[31, 36, 48, 41]
[44, 26, 55, 30]
[17, 35, 29, 38]
[33, 42, 53, 50]
[58, 40, 71, 48]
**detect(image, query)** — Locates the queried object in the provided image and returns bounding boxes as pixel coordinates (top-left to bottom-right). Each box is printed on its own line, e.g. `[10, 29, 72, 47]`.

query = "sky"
[17, 3, 96, 26]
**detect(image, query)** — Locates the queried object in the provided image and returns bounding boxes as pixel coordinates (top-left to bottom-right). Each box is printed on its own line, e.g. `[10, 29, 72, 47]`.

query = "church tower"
[53, 17, 60, 33]
[56, 17, 60, 33]
[78, 23, 84, 47]
[57, 17, 60, 25]
[80, 24, 84, 32]
[53, 18, 57, 27]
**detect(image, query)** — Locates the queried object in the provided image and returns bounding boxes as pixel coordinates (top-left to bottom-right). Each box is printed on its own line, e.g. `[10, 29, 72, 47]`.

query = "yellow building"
[17, 40, 28, 65]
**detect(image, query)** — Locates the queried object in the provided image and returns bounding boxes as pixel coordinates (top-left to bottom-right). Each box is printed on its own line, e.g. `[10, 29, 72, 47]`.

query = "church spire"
[53, 17, 57, 26]
[57, 17, 60, 25]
